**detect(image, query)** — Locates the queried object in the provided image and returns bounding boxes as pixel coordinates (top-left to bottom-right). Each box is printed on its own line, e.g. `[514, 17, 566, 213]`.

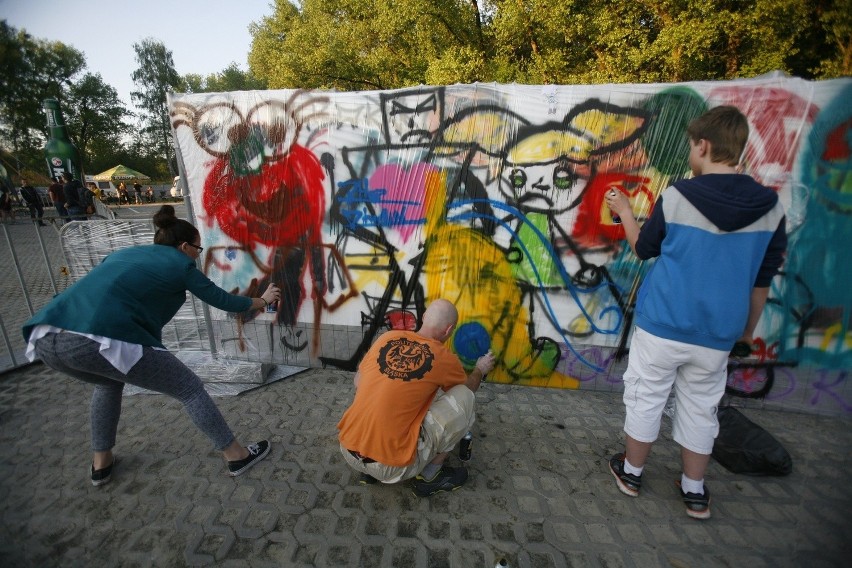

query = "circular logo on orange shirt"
[377, 337, 434, 380]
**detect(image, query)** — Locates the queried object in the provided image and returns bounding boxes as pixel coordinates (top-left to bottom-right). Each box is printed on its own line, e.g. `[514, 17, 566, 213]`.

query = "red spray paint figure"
[172, 96, 334, 327]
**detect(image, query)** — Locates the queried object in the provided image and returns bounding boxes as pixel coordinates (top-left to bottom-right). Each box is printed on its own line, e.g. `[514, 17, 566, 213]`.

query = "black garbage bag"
[712, 406, 793, 476]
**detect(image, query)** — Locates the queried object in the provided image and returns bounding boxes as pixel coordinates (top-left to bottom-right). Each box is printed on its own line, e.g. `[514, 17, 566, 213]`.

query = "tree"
[183, 62, 267, 93]
[131, 38, 183, 176]
[65, 73, 133, 173]
[248, 0, 487, 90]
[815, 1, 852, 76]
[488, 0, 834, 84]
[0, 20, 86, 177]
[247, 0, 850, 90]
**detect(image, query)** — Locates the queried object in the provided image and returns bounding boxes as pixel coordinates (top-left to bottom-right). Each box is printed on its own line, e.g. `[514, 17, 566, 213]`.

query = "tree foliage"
[248, 0, 851, 90]
[0, 20, 85, 175]
[248, 0, 486, 90]
[815, 0, 852, 77]
[131, 38, 183, 176]
[183, 62, 268, 93]
[1, 22, 272, 183]
[0, 20, 139, 180]
[65, 73, 133, 173]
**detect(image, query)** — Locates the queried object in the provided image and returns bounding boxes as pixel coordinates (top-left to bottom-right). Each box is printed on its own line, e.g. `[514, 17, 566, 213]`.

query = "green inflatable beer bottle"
[43, 98, 83, 181]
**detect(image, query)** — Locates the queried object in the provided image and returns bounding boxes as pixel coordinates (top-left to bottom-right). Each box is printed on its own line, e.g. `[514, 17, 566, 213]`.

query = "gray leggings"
[34, 332, 235, 452]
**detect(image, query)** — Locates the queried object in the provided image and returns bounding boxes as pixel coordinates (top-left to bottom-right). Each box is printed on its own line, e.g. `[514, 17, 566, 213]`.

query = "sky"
[1, 0, 275, 110]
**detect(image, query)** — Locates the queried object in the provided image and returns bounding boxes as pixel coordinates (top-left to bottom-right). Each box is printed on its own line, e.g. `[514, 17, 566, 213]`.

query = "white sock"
[624, 458, 644, 476]
[420, 463, 441, 481]
[681, 474, 704, 495]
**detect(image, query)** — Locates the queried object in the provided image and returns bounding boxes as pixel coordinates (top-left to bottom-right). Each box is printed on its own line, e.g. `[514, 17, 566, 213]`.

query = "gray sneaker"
[358, 472, 379, 485]
[412, 466, 468, 497]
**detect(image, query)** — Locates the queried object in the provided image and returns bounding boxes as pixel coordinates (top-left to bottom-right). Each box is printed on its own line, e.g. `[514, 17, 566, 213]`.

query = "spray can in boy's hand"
[609, 189, 622, 224]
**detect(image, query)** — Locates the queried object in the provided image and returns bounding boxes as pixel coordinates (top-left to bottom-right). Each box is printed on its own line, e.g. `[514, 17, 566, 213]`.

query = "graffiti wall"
[169, 75, 852, 417]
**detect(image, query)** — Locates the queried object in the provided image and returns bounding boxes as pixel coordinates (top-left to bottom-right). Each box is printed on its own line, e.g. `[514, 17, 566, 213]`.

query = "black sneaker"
[91, 458, 116, 487]
[227, 440, 271, 477]
[412, 466, 468, 497]
[358, 472, 379, 485]
[677, 481, 711, 520]
[609, 453, 642, 497]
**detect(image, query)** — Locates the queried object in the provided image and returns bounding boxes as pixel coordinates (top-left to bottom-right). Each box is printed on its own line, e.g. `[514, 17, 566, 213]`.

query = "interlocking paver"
[0, 363, 850, 566]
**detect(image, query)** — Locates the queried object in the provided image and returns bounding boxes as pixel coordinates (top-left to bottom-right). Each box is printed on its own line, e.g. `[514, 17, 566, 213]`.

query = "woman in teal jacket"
[23, 205, 281, 486]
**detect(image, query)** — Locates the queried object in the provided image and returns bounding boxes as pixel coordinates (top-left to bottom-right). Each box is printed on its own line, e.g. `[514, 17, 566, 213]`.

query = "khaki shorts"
[340, 384, 475, 483]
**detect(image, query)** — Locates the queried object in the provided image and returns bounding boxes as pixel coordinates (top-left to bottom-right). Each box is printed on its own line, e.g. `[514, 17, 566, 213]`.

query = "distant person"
[82, 182, 100, 216]
[117, 182, 129, 206]
[145, 186, 154, 203]
[23, 205, 282, 486]
[133, 181, 143, 204]
[88, 182, 103, 202]
[604, 105, 787, 520]
[19, 178, 46, 226]
[48, 177, 67, 223]
[337, 299, 496, 497]
[61, 172, 87, 220]
[0, 188, 16, 224]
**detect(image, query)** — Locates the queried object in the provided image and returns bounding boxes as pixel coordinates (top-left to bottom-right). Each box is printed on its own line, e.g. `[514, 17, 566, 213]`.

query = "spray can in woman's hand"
[264, 283, 281, 313]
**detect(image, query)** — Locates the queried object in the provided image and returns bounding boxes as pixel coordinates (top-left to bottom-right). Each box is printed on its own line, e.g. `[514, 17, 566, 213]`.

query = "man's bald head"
[420, 299, 458, 342]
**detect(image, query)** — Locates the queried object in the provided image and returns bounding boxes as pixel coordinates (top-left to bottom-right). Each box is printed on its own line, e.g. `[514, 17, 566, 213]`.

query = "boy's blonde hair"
[686, 105, 749, 167]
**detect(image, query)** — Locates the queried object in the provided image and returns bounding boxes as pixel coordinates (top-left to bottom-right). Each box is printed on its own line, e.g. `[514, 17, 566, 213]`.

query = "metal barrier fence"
[0, 215, 214, 373]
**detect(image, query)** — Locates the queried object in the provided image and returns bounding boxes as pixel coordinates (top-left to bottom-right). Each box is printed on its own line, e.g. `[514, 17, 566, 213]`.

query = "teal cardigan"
[23, 244, 252, 348]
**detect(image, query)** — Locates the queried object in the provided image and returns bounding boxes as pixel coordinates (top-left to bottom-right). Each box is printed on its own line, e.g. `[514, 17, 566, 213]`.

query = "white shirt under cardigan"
[25, 325, 166, 375]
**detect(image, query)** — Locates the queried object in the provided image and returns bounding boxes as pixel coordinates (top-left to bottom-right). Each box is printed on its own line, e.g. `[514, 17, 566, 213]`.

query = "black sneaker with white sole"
[609, 453, 642, 497]
[228, 440, 271, 477]
[91, 458, 116, 487]
[678, 481, 711, 519]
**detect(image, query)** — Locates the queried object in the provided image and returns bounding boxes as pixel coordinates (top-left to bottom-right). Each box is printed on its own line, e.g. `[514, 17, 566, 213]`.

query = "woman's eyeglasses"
[186, 243, 204, 253]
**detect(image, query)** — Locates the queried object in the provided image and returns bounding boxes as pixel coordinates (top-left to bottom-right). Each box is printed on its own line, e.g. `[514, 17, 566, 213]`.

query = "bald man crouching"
[337, 299, 496, 496]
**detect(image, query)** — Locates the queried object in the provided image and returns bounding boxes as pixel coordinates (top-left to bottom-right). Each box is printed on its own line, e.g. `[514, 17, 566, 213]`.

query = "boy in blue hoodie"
[605, 105, 787, 519]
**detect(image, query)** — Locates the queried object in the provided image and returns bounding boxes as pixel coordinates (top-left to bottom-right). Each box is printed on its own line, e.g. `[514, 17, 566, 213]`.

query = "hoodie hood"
[673, 174, 778, 232]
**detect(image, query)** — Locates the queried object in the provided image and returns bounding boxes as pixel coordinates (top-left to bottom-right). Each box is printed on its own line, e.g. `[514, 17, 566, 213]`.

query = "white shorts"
[622, 327, 729, 454]
[340, 384, 475, 483]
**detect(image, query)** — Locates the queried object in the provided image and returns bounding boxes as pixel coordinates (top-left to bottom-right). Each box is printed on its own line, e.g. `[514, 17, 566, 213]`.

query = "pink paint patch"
[370, 163, 435, 242]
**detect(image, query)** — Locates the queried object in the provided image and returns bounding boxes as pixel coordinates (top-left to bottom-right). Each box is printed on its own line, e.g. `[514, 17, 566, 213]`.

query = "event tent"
[92, 164, 151, 182]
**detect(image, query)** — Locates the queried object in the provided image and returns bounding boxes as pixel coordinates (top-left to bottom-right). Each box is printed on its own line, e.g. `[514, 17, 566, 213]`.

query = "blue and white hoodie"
[633, 173, 787, 350]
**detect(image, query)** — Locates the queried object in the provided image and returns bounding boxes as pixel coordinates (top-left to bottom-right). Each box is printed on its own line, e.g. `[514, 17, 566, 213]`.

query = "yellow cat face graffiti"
[500, 157, 583, 214]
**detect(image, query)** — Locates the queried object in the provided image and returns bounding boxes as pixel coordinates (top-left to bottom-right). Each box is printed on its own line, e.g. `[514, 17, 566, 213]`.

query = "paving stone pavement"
[0, 363, 849, 567]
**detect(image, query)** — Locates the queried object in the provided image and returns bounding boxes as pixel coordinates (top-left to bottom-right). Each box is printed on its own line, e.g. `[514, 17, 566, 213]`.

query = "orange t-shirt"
[337, 330, 468, 467]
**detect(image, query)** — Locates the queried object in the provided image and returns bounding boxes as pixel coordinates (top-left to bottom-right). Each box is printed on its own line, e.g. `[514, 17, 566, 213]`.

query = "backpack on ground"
[712, 406, 793, 476]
